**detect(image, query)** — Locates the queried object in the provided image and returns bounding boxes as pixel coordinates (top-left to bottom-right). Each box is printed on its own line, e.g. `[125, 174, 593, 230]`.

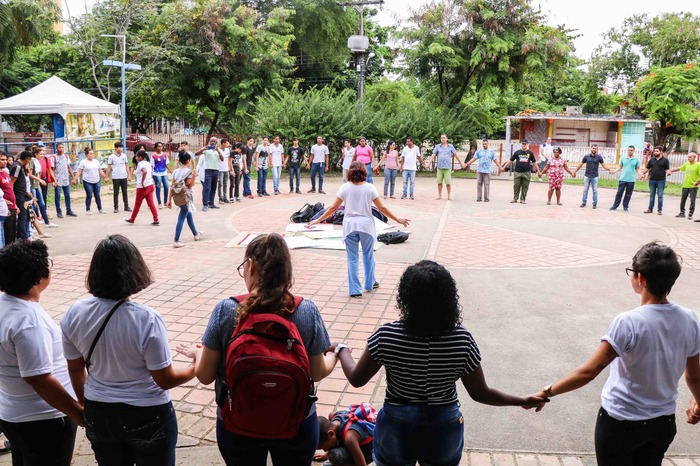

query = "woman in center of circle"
[309, 161, 409, 298]
[61, 234, 196, 466]
[192, 233, 339, 465]
[333, 260, 547, 466]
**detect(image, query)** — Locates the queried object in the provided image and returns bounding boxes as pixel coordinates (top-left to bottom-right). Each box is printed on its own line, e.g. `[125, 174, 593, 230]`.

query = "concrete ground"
[3, 173, 700, 465]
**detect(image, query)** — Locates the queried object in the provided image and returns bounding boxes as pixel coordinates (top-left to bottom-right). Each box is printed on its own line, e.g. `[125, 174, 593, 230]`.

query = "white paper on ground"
[285, 223, 334, 236]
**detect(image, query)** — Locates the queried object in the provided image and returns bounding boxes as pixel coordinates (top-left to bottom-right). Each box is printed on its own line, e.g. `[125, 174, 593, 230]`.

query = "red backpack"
[222, 294, 315, 439]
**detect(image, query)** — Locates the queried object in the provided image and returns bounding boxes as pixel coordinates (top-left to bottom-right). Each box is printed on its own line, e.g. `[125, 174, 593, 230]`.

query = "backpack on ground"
[311, 207, 327, 221]
[377, 231, 409, 245]
[171, 170, 191, 207]
[331, 402, 378, 447]
[329, 206, 345, 225]
[371, 206, 388, 223]
[290, 202, 324, 223]
[222, 294, 315, 439]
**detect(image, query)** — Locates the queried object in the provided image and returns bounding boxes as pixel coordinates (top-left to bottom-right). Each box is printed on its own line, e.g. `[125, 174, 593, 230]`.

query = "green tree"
[0, 0, 59, 69]
[629, 64, 700, 148]
[399, 0, 572, 109]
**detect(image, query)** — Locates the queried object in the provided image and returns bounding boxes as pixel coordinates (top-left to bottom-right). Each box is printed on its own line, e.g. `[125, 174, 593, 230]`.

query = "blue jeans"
[289, 166, 301, 191]
[83, 181, 102, 211]
[175, 205, 198, 241]
[402, 170, 416, 197]
[153, 173, 169, 205]
[216, 412, 318, 466]
[17, 194, 30, 239]
[243, 170, 251, 195]
[612, 181, 635, 210]
[271, 165, 282, 192]
[0, 415, 77, 466]
[648, 179, 666, 212]
[257, 168, 268, 194]
[203, 169, 218, 206]
[0, 216, 5, 248]
[365, 163, 373, 184]
[373, 403, 464, 466]
[345, 231, 375, 296]
[310, 163, 324, 191]
[582, 176, 599, 206]
[54, 185, 73, 214]
[384, 168, 397, 196]
[84, 399, 178, 466]
[31, 187, 51, 224]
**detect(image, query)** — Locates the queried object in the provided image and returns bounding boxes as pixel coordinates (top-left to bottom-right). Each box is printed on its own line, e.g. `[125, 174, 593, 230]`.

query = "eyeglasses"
[48, 258, 54, 268]
[237, 258, 249, 278]
[625, 267, 636, 277]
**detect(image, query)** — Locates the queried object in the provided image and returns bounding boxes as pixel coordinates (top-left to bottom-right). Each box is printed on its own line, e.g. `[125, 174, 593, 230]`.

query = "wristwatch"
[334, 343, 349, 355]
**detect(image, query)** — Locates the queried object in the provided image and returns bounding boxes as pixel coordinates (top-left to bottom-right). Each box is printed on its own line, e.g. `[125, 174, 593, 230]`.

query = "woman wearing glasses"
[529, 242, 700, 466]
[189, 233, 338, 465]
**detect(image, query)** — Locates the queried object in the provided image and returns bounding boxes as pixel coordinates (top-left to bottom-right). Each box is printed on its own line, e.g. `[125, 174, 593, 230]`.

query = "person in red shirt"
[0, 152, 18, 244]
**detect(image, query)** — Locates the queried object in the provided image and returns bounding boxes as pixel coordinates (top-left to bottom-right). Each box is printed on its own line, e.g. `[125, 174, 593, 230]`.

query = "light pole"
[101, 34, 141, 149]
[341, 0, 383, 106]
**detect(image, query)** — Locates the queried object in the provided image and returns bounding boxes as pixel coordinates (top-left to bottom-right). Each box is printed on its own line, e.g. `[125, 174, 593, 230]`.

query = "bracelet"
[542, 384, 554, 398]
[334, 343, 349, 356]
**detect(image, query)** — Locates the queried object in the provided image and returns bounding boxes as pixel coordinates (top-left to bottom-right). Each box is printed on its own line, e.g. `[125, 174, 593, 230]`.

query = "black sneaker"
[372, 282, 380, 289]
[580, 204, 586, 208]
[209, 205, 220, 209]
[296, 190, 302, 194]
[319, 190, 326, 194]
[66, 211, 78, 217]
[114, 208, 119, 213]
[676, 213, 685, 218]
[57, 212, 64, 218]
[124, 207, 132, 212]
[263, 192, 271, 196]
[151, 221, 160, 226]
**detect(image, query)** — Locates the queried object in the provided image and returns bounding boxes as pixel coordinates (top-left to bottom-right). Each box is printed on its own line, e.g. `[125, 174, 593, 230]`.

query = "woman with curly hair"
[333, 260, 547, 466]
[540, 147, 575, 206]
[0, 240, 84, 466]
[190, 233, 339, 465]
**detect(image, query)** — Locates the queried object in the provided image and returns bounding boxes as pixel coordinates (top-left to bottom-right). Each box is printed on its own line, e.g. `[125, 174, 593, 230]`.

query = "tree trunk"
[207, 110, 220, 139]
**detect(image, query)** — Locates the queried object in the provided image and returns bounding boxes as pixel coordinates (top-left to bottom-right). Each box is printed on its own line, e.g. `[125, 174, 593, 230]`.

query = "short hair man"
[427, 134, 459, 200]
[609, 146, 640, 212]
[309, 136, 330, 194]
[501, 139, 540, 203]
[667, 152, 700, 220]
[462, 139, 499, 202]
[195, 137, 224, 210]
[284, 137, 308, 194]
[641, 146, 670, 215]
[105, 142, 131, 213]
[573, 144, 612, 209]
[399, 137, 423, 200]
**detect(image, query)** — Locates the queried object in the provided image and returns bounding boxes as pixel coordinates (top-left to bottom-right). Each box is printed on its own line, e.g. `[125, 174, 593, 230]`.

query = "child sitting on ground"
[315, 403, 376, 466]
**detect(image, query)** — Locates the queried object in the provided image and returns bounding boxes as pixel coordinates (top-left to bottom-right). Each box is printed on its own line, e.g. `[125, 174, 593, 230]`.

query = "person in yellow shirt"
[668, 152, 700, 220]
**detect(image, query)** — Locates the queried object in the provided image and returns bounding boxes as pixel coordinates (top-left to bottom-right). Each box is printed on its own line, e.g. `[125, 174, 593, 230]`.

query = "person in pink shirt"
[375, 141, 399, 198]
[354, 137, 375, 184]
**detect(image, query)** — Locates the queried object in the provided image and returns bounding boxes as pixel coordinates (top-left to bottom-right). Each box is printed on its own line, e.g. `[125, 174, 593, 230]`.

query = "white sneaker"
[98, 210, 106, 214]
[45, 223, 59, 228]
[40, 233, 52, 239]
[194, 232, 204, 241]
[173, 241, 185, 248]
[86, 210, 92, 215]
[158, 204, 163, 210]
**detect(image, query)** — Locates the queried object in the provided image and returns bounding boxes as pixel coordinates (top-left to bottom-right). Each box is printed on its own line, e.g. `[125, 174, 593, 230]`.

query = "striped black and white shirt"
[368, 321, 481, 405]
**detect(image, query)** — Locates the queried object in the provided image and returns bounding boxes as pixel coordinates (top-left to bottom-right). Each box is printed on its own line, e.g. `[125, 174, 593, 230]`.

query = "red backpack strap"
[231, 294, 304, 310]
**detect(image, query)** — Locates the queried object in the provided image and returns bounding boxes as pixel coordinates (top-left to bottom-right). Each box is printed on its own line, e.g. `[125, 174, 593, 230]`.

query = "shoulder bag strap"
[85, 300, 125, 373]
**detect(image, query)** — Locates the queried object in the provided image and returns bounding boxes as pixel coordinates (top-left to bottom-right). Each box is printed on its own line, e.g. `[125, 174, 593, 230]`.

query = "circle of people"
[1, 229, 699, 466]
[1, 134, 699, 251]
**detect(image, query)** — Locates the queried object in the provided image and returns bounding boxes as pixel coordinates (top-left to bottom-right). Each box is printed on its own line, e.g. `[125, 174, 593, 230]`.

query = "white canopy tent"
[0, 75, 120, 120]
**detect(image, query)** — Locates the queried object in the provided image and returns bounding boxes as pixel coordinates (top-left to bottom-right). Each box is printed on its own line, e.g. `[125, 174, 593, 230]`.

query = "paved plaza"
[3, 174, 700, 465]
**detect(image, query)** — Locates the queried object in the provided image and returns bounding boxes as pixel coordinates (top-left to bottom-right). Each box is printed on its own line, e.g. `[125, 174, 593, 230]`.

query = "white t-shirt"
[135, 160, 154, 188]
[78, 158, 101, 184]
[61, 297, 172, 407]
[0, 294, 75, 422]
[196, 154, 206, 182]
[310, 144, 329, 164]
[269, 143, 284, 167]
[401, 146, 420, 170]
[255, 144, 270, 170]
[337, 182, 379, 240]
[342, 147, 356, 170]
[0, 188, 7, 217]
[601, 303, 700, 421]
[541, 143, 554, 162]
[107, 153, 129, 180]
[218, 148, 231, 172]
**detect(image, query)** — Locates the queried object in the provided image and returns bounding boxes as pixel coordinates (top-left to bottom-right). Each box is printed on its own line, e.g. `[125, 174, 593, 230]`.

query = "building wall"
[620, 121, 646, 151]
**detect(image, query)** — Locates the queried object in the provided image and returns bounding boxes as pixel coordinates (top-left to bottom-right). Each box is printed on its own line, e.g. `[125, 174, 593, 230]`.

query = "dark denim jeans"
[84, 181, 103, 212]
[203, 169, 219, 207]
[648, 179, 666, 212]
[84, 399, 178, 466]
[0, 416, 77, 466]
[257, 168, 268, 194]
[373, 402, 464, 466]
[612, 181, 635, 210]
[243, 170, 251, 195]
[55, 184, 73, 214]
[216, 412, 318, 466]
[31, 187, 50, 224]
[289, 166, 301, 191]
[594, 407, 676, 466]
[309, 163, 324, 191]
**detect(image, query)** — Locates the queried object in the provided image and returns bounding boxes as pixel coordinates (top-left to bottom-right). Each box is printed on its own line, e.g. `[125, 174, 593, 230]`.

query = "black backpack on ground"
[377, 231, 409, 245]
[371, 206, 388, 223]
[290, 203, 325, 223]
[329, 207, 345, 225]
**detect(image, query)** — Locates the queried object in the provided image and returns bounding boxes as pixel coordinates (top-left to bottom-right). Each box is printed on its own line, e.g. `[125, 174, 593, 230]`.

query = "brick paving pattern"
[6, 176, 699, 465]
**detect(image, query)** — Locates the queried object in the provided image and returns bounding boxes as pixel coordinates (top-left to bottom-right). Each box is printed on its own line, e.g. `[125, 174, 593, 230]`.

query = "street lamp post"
[101, 34, 141, 150]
